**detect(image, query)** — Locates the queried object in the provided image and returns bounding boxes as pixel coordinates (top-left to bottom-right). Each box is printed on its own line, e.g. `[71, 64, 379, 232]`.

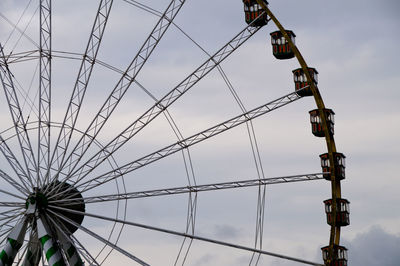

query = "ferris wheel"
[0, 0, 349, 265]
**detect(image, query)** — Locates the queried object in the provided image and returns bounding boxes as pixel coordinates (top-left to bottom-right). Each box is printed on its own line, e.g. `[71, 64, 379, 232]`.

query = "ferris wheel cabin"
[242, 0, 269, 26]
[320, 152, 346, 181]
[309, 108, 334, 137]
[270, 30, 296, 59]
[292, 67, 318, 97]
[324, 198, 350, 227]
[321, 245, 348, 266]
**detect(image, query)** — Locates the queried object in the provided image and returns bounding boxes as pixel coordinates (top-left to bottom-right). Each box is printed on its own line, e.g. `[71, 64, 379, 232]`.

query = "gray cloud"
[1, 0, 399, 265]
[213, 224, 243, 240]
[343, 226, 400, 266]
[193, 253, 217, 266]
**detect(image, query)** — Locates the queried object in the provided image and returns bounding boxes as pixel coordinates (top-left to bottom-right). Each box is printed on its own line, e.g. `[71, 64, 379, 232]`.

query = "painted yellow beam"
[254, 1, 343, 264]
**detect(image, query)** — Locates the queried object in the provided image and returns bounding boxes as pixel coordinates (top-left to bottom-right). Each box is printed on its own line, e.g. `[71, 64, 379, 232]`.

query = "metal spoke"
[0, 202, 24, 208]
[50, 173, 323, 205]
[0, 164, 29, 197]
[52, 19, 263, 197]
[0, 188, 26, 201]
[48, 206, 324, 266]
[49, 0, 114, 177]
[0, 208, 24, 223]
[47, 209, 150, 266]
[69, 90, 302, 195]
[70, 234, 101, 266]
[0, 44, 38, 185]
[51, 0, 188, 190]
[37, 0, 52, 185]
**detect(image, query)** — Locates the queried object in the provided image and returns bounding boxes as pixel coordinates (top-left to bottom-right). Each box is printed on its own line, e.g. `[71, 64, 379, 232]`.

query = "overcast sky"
[0, 0, 399, 265]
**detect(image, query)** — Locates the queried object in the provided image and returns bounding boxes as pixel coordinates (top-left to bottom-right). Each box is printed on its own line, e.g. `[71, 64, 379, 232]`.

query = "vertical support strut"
[38, 0, 52, 185]
[0, 218, 28, 266]
[23, 225, 41, 266]
[56, 230, 83, 266]
[37, 217, 66, 266]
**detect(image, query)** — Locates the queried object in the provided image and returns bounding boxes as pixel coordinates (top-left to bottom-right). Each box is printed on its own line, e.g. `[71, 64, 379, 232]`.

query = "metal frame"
[0, 1, 341, 265]
[37, 0, 52, 185]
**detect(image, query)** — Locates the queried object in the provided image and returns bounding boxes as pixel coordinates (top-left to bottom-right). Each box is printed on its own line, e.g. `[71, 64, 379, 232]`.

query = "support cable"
[0, 7, 39, 50]
[47, 209, 150, 266]
[48, 206, 324, 266]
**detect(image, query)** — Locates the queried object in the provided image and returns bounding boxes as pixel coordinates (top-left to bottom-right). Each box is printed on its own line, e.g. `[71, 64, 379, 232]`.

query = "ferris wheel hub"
[25, 181, 86, 235]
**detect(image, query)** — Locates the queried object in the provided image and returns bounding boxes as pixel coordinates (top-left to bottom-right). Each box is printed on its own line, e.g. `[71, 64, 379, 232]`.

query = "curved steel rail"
[255, 1, 343, 264]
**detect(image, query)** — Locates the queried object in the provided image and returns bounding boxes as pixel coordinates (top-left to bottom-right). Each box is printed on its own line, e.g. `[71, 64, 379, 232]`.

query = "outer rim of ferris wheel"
[255, 0, 346, 264]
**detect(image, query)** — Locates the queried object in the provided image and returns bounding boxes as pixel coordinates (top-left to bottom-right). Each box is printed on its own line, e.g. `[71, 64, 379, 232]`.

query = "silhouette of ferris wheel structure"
[0, 0, 348, 265]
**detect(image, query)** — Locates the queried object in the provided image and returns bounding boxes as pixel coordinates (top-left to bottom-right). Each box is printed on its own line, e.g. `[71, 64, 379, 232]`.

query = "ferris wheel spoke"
[48, 206, 324, 266]
[37, 0, 52, 186]
[68, 91, 302, 194]
[69, 234, 101, 266]
[49, 0, 114, 177]
[0, 208, 24, 223]
[0, 45, 38, 186]
[0, 188, 27, 201]
[48, 173, 323, 206]
[50, 0, 188, 190]
[123, 9, 261, 262]
[0, 206, 23, 215]
[50, 20, 263, 198]
[144, 10, 269, 258]
[47, 209, 150, 266]
[0, 169, 29, 196]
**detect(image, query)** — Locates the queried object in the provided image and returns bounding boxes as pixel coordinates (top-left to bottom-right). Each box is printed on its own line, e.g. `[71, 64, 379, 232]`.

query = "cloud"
[193, 253, 217, 266]
[342, 226, 400, 266]
[1, 1, 400, 265]
[212, 224, 243, 240]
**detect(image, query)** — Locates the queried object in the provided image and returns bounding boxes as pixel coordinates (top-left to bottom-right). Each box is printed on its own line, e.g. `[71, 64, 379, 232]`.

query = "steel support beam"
[69, 90, 302, 195]
[38, 0, 52, 184]
[50, 173, 324, 205]
[55, 0, 188, 184]
[54, 20, 263, 196]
